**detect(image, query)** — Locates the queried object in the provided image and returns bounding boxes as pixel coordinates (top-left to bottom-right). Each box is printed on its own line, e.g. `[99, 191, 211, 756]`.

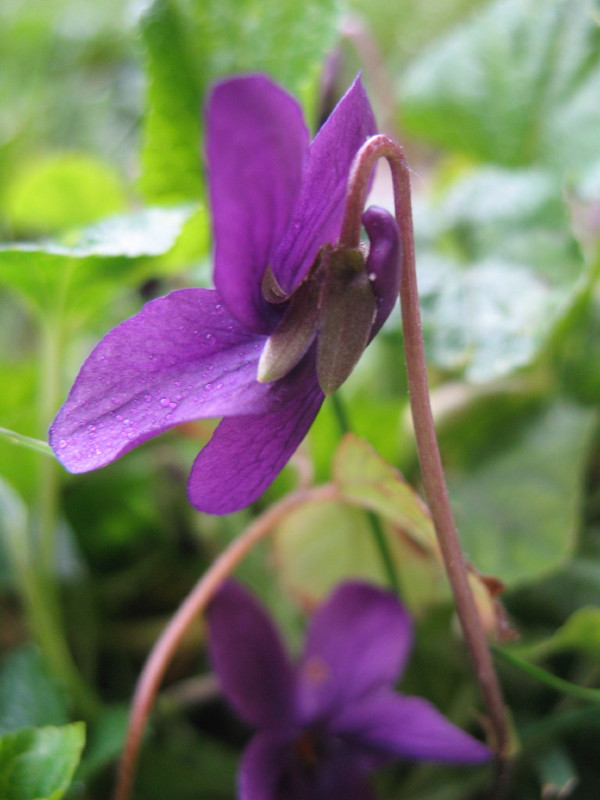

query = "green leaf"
[415, 166, 584, 381]
[539, 607, 600, 660]
[334, 434, 437, 553]
[0, 647, 69, 735]
[139, 0, 340, 202]
[272, 498, 446, 609]
[5, 154, 127, 235]
[0, 723, 85, 800]
[400, 0, 600, 175]
[448, 403, 597, 585]
[0, 206, 197, 320]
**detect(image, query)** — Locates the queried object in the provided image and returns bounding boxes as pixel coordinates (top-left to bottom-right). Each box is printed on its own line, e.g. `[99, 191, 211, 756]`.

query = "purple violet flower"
[49, 75, 400, 514]
[207, 580, 491, 800]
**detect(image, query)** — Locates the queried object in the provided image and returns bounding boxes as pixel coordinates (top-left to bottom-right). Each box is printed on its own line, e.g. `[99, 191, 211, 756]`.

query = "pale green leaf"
[400, 0, 600, 175]
[272, 498, 446, 610]
[0, 206, 198, 320]
[448, 403, 597, 584]
[333, 433, 437, 552]
[0, 723, 85, 800]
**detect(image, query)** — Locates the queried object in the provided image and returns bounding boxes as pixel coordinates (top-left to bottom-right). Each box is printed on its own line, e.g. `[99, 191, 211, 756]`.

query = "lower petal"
[239, 732, 292, 800]
[332, 692, 491, 764]
[49, 289, 269, 472]
[240, 732, 376, 800]
[188, 351, 324, 513]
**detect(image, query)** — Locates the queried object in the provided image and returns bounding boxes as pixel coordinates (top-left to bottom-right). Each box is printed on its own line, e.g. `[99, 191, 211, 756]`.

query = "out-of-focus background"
[1, 1, 600, 798]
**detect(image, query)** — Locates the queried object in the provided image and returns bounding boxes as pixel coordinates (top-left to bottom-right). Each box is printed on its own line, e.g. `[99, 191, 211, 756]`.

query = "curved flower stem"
[113, 483, 339, 800]
[340, 136, 510, 769]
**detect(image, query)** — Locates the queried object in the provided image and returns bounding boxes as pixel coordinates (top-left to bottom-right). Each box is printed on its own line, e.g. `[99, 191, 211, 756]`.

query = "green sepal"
[317, 247, 377, 395]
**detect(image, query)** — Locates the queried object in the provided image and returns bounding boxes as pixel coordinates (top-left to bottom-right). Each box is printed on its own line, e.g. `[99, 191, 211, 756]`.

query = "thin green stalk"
[494, 646, 600, 704]
[20, 311, 101, 717]
[329, 393, 401, 595]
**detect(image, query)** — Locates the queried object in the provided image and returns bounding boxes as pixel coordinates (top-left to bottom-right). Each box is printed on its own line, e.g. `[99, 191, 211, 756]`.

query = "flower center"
[257, 244, 377, 395]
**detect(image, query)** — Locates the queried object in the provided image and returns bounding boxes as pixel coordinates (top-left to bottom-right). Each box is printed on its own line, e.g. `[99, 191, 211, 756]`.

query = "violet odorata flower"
[49, 75, 400, 514]
[207, 580, 490, 800]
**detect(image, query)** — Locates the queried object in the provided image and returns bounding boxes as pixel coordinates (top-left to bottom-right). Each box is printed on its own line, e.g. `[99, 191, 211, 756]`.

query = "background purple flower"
[207, 580, 491, 800]
[49, 75, 400, 514]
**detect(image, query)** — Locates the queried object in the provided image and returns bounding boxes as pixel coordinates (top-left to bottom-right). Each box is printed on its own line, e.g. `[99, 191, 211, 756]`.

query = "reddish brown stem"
[340, 135, 510, 770]
[113, 484, 338, 800]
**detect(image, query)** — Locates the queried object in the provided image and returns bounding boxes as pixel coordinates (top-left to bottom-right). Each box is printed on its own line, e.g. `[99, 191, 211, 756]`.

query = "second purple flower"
[50, 75, 400, 513]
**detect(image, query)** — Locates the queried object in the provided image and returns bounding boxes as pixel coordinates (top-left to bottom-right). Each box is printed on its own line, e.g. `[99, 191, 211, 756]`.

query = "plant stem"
[113, 484, 339, 800]
[23, 313, 100, 716]
[494, 646, 600, 704]
[340, 136, 510, 767]
[329, 393, 401, 595]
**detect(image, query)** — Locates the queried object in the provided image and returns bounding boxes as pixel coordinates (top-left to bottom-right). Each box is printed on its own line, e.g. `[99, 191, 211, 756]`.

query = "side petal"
[272, 75, 377, 294]
[207, 75, 309, 334]
[207, 581, 296, 729]
[187, 349, 324, 514]
[297, 582, 412, 724]
[362, 206, 401, 336]
[332, 692, 492, 764]
[49, 289, 269, 472]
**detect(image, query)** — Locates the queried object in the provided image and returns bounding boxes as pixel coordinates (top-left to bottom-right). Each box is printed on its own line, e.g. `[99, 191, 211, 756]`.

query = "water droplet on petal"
[204, 383, 213, 391]
[168, 401, 178, 410]
[144, 394, 152, 402]
[159, 397, 170, 407]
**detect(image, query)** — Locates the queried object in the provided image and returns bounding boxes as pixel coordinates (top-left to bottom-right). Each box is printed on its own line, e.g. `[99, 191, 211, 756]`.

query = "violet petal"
[207, 581, 296, 729]
[362, 205, 401, 335]
[239, 731, 293, 800]
[49, 289, 269, 472]
[207, 75, 309, 334]
[297, 582, 412, 724]
[187, 349, 324, 514]
[240, 731, 376, 800]
[272, 75, 376, 294]
[332, 691, 492, 764]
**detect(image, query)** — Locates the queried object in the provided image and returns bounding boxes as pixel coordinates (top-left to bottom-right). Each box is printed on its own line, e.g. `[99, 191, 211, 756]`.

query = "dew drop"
[144, 394, 152, 403]
[168, 401, 178, 410]
[159, 397, 170, 407]
[59, 440, 67, 449]
[204, 383, 213, 391]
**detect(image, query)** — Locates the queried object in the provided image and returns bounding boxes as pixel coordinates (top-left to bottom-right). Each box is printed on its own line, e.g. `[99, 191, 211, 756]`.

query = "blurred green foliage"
[1, 0, 600, 798]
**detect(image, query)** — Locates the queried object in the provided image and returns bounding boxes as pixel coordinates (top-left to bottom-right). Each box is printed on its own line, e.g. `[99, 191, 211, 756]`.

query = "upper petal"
[330, 691, 491, 764]
[207, 75, 309, 334]
[362, 206, 401, 336]
[207, 581, 296, 729]
[49, 289, 270, 472]
[272, 75, 377, 294]
[187, 348, 324, 514]
[297, 582, 412, 724]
